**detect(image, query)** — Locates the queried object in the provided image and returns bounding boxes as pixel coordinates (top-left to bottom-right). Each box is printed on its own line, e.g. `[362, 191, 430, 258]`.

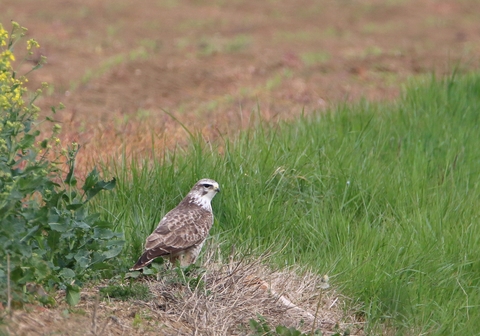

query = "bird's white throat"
[189, 193, 213, 211]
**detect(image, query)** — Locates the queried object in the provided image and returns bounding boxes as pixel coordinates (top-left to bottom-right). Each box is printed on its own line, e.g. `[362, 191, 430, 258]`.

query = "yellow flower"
[27, 39, 40, 51]
[2, 50, 15, 61]
[0, 24, 7, 46]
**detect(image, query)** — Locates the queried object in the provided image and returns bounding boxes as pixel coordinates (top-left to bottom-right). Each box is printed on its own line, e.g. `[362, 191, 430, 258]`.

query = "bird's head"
[190, 178, 220, 203]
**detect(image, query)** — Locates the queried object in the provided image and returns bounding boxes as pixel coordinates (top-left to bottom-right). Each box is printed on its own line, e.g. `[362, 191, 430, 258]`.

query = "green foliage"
[127, 262, 206, 292]
[0, 22, 123, 306]
[96, 72, 480, 334]
[248, 315, 322, 336]
[100, 282, 151, 301]
[172, 263, 206, 291]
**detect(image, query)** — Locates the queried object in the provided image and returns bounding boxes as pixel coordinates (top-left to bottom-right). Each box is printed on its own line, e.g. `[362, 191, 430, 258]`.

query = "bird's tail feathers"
[130, 253, 155, 271]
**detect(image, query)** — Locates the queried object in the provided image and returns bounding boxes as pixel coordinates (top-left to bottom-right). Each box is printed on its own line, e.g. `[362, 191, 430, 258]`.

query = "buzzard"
[131, 179, 220, 270]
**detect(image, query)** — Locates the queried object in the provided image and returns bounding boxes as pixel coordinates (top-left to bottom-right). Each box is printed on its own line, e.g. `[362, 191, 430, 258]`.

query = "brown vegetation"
[4, 252, 362, 335]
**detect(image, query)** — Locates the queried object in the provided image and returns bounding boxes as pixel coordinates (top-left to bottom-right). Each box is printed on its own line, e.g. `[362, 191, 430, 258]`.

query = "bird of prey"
[131, 179, 220, 270]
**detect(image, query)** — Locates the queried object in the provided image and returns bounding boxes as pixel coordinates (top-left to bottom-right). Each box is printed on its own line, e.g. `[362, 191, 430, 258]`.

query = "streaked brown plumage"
[131, 179, 220, 270]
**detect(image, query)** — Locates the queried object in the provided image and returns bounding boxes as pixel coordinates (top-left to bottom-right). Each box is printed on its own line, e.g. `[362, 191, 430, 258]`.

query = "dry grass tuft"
[2, 252, 364, 336]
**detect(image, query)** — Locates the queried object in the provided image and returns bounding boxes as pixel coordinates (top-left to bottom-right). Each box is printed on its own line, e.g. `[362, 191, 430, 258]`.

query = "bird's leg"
[168, 255, 180, 267]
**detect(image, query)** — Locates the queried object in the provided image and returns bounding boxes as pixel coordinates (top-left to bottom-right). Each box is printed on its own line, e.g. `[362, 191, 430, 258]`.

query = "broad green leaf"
[83, 175, 116, 202]
[73, 221, 91, 230]
[101, 245, 123, 259]
[90, 251, 106, 265]
[59, 268, 76, 279]
[142, 268, 156, 275]
[48, 222, 69, 232]
[17, 243, 32, 257]
[66, 284, 81, 306]
[75, 257, 90, 269]
[74, 250, 91, 269]
[20, 133, 37, 149]
[73, 207, 87, 221]
[60, 231, 75, 240]
[65, 252, 75, 260]
[19, 225, 40, 243]
[125, 271, 141, 279]
[17, 268, 36, 284]
[91, 219, 112, 228]
[93, 227, 116, 239]
[82, 168, 99, 191]
[64, 167, 77, 187]
[84, 213, 100, 222]
[32, 259, 51, 281]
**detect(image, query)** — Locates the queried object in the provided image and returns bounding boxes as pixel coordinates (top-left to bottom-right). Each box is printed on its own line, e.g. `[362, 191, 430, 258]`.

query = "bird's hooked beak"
[214, 183, 220, 193]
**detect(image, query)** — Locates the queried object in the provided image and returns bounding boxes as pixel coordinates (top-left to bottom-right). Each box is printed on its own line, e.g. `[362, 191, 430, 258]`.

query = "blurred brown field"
[2, 0, 479, 174]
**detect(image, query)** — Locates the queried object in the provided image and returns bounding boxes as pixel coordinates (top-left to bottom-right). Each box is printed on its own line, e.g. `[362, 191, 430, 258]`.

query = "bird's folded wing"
[144, 208, 212, 253]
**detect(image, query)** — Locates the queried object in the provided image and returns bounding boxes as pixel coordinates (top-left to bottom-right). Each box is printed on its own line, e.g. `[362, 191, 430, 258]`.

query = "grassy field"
[94, 72, 480, 334]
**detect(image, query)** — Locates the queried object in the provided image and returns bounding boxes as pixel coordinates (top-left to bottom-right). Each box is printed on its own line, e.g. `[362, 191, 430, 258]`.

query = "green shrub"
[0, 22, 124, 306]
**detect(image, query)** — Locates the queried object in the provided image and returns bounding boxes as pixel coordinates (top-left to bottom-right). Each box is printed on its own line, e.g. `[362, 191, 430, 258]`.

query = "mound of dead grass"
[3, 252, 363, 335]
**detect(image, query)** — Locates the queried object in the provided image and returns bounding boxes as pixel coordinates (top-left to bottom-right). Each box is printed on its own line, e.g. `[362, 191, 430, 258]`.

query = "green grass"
[94, 72, 480, 334]
[100, 283, 152, 301]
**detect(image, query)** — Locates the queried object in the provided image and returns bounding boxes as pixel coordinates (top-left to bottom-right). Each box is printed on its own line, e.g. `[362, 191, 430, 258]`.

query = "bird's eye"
[202, 184, 212, 188]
